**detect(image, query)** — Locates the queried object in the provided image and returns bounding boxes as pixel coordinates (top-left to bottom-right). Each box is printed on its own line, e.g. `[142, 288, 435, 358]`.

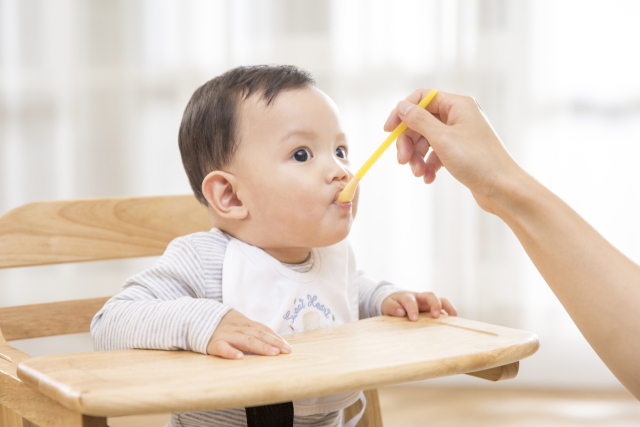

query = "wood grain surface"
[17, 313, 539, 417]
[0, 297, 111, 341]
[0, 404, 23, 427]
[0, 359, 91, 427]
[0, 196, 209, 269]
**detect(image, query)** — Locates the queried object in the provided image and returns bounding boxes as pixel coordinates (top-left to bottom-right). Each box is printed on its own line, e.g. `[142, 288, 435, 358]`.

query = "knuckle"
[409, 108, 427, 126]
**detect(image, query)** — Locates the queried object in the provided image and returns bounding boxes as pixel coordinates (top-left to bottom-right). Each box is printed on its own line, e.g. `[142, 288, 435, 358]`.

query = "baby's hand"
[207, 309, 292, 359]
[381, 291, 457, 321]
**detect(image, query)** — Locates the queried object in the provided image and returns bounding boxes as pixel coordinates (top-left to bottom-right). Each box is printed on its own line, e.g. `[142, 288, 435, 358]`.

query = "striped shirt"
[91, 229, 401, 427]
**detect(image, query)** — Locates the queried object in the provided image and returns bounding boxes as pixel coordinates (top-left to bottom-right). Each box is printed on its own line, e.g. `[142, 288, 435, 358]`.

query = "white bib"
[222, 236, 365, 422]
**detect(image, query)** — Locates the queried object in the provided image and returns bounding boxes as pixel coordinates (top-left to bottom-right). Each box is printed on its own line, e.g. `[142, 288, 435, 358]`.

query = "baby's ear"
[201, 171, 248, 220]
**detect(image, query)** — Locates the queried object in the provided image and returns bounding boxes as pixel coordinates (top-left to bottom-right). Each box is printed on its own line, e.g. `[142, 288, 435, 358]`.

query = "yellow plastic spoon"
[337, 89, 438, 203]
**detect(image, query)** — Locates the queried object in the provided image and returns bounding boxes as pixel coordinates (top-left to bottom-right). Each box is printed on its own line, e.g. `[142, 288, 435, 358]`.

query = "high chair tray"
[17, 314, 539, 417]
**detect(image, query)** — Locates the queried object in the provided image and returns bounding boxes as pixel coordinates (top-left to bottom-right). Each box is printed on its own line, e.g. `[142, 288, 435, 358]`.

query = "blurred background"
[1, 0, 640, 425]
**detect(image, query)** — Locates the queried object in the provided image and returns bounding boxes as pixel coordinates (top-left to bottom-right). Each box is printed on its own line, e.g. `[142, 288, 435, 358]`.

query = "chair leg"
[343, 389, 383, 427]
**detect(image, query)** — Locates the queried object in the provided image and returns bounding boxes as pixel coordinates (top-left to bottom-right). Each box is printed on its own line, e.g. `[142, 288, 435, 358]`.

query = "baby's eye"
[336, 146, 347, 159]
[292, 148, 312, 162]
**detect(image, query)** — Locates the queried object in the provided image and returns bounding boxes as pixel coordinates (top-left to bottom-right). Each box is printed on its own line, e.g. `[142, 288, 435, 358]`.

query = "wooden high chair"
[0, 195, 539, 427]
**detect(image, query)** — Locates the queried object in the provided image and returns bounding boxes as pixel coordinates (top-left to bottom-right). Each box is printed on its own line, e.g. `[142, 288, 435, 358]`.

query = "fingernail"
[411, 314, 418, 321]
[432, 310, 440, 317]
[410, 163, 416, 175]
[283, 344, 292, 352]
[398, 100, 414, 117]
[395, 308, 404, 316]
[236, 352, 243, 359]
[270, 347, 280, 355]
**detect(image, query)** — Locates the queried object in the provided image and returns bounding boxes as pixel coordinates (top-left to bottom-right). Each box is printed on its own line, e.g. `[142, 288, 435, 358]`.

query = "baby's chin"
[307, 222, 352, 248]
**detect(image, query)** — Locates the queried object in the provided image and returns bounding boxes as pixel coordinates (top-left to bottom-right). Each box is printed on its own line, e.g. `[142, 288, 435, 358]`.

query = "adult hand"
[207, 309, 292, 359]
[385, 90, 525, 215]
[386, 89, 640, 400]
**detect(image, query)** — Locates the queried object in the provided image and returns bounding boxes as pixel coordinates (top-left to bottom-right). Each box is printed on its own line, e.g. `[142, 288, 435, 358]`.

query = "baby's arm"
[92, 233, 290, 359]
[91, 236, 229, 354]
[357, 273, 457, 320]
[357, 271, 404, 319]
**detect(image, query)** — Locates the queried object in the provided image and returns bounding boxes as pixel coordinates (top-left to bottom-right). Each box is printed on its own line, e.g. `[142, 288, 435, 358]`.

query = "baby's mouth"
[333, 189, 352, 209]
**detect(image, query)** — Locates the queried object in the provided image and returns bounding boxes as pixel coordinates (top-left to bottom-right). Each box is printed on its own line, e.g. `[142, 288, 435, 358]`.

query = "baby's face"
[229, 86, 358, 250]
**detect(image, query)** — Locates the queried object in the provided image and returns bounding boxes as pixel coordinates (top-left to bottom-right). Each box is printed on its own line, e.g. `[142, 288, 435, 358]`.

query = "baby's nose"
[329, 162, 349, 182]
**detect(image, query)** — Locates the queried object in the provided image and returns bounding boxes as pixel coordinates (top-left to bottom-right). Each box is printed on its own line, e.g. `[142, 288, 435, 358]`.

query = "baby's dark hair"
[179, 64, 316, 205]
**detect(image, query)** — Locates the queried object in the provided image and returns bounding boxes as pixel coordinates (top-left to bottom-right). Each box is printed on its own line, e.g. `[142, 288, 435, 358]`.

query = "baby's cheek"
[275, 191, 320, 223]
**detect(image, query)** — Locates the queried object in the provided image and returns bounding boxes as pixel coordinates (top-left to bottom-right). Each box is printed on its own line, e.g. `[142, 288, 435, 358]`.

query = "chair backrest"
[0, 195, 210, 343]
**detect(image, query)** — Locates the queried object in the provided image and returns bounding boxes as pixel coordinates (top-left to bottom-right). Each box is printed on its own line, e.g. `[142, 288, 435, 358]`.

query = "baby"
[91, 65, 456, 427]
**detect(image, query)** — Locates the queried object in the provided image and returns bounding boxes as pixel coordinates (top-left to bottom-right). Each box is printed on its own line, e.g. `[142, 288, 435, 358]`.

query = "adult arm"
[386, 90, 640, 398]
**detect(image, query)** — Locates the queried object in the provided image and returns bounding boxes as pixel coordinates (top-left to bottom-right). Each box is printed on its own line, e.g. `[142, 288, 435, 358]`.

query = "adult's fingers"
[244, 327, 292, 354]
[400, 293, 420, 321]
[208, 339, 243, 359]
[396, 129, 429, 164]
[423, 150, 443, 184]
[384, 89, 441, 131]
[441, 298, 458, 316]
[396, 133, 414, 165]
[228, 331, 281, 356]
[396, 99, 448, 146]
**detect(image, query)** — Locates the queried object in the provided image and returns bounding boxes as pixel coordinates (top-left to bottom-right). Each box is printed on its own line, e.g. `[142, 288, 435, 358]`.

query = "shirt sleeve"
[356, 270, 403, 319]
[90, 234, 232, 355]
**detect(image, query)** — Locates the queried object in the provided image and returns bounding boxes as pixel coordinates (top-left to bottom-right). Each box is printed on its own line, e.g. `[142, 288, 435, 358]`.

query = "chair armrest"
[0, 328, 31, 364]
[0, 358, 103, 427]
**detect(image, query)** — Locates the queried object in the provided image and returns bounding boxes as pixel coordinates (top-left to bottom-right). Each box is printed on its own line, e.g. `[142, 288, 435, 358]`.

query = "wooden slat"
[0, 195, 210, 269]
[0, 298, 111, 341]
[0, 359, 87, 427]
[17, 314, 539, 417]
[467, 361, 519, 382]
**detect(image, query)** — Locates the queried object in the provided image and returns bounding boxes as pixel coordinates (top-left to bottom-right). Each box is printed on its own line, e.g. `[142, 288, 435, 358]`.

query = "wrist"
[487, 165, 548, 229]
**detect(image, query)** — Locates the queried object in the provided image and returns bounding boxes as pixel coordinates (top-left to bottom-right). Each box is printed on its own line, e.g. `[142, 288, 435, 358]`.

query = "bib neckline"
[227, 236, 322, 283]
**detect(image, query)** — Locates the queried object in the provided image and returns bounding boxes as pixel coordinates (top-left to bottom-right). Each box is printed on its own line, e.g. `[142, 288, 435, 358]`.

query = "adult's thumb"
[397, 99, 446, 143]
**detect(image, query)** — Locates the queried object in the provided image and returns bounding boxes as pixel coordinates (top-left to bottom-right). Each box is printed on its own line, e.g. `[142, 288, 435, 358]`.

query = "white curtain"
[1, 0, 639, 390]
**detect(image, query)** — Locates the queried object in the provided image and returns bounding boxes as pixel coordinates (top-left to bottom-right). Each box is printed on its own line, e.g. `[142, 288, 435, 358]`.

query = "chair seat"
[17, 313, 539, 418]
